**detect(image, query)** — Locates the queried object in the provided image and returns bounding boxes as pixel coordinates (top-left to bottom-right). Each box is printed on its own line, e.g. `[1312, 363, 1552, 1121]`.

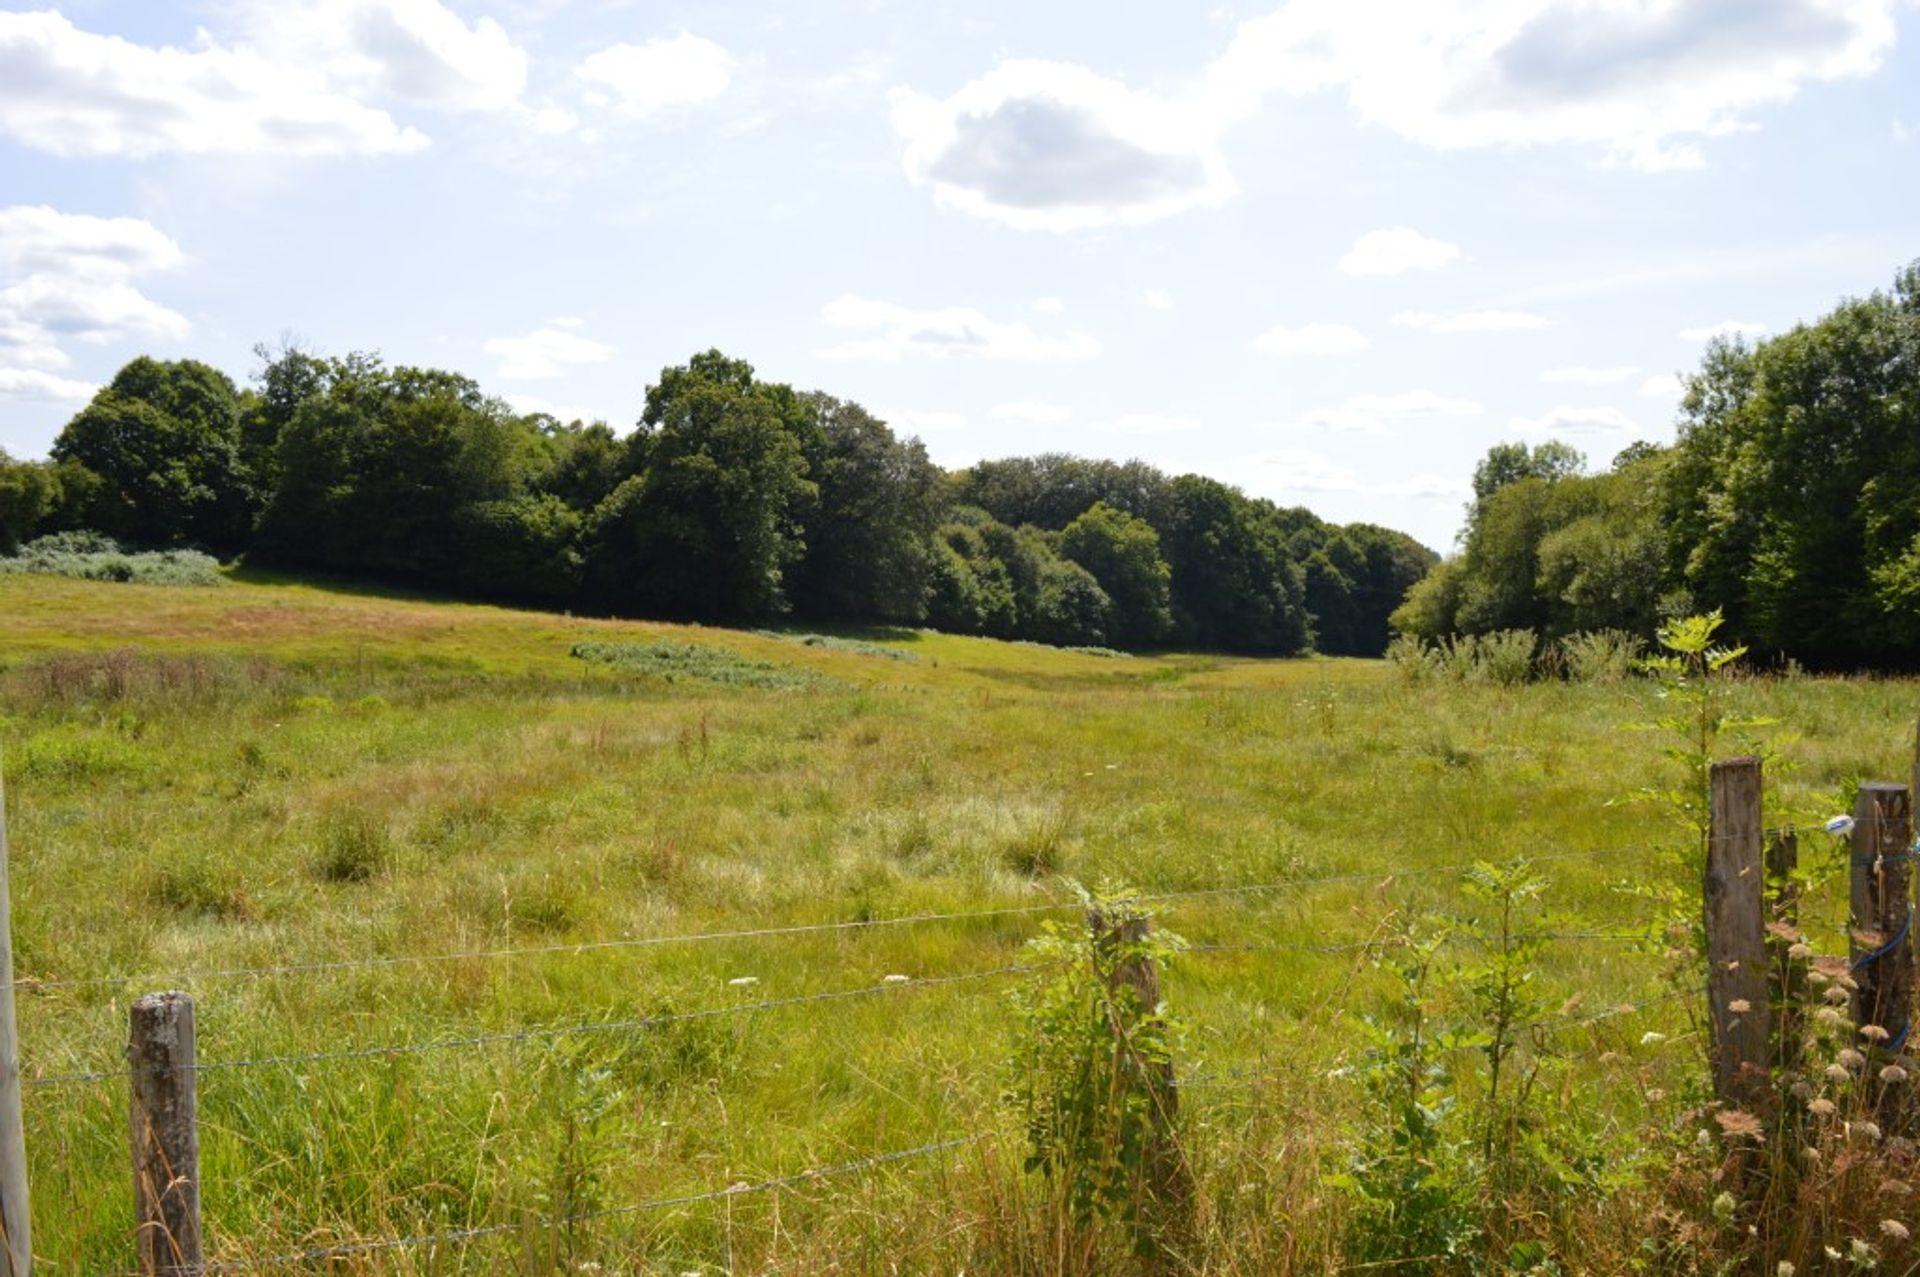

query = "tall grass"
[0, 572, 1914, 1273]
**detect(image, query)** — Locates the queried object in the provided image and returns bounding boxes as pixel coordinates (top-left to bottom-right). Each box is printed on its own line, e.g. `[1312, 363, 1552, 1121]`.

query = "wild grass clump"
[313, 809, 394, 883]
[0, 531, 221, 586]
[4, 648, 285, 713]
[570, 640, 835, 689]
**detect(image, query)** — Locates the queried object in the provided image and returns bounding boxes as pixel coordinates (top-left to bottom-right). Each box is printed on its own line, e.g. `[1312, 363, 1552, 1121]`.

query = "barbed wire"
[26, 962, 1043, 1089]
[15, 838, 1674, 995]
[89, 1131, 992, 1276]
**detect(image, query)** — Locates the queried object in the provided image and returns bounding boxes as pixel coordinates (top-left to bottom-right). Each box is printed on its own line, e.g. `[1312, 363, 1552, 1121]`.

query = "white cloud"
[1243, 446, 1470, 500]
[0, 9, 428, 157]
[484, 319, 613, 379]
[1338, 227, 1463, 276]
[894, 2, 1894, 230]
[1898, 119, 1913, 144]
[575, 33, 734, 118]
[1033, 296, 1066, 314]
[818, 295, 1100, 361]
[1251, 321, 1369, 356]
[888, 59, 1234, 231]
[0, 206, 188, 372]
[238, 0, 529, 115]
[1541, 365, 1637, 385]
[1640, 373, 1684, 399]
[1093, 413, 1200, 435]
[1393, 309, 1552, 334]
[1208, 0, 1897, 173]
[0, 367, 97, 403]
[1679, 319, 1769, 341]
[990, 401, 1073, 423]
[1142, 288, 1174, 310]
[1511, 405, 1639, 436]
[1297, 389, 1483, 434]
[886, 409, 967, 436]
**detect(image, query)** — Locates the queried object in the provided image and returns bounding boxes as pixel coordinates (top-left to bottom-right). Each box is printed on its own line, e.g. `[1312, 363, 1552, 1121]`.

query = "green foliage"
[1334, 928, 1479, 1268]
[570, 639, 834, 690]
[0, 449, 64, 553]
[0, 531, 222, 586]
[752, 631, 920, 662]
[1007, 887, 1186, 1242]
[52, 357, 258, 554]
[586, 350, 815, 620]
[1397, 258, 1920, 669]
[1058, 502, 1174, 645]
[788, 394, 946, 623]
[1555, 629, 1644, 684]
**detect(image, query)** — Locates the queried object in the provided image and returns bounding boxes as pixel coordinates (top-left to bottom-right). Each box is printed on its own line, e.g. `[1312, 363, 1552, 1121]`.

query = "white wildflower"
[1882, 1219, 1910, 1242]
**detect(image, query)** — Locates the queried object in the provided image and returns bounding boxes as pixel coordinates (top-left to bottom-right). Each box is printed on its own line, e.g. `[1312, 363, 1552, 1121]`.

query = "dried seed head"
[1881, 1219, 1909, 1242]
[1841, 1049, 1870, 1070]
[1789, 943, 1814, 960]
[1826, 986, 1852, 1006]
[1862, 1024, 1892, 1043]
[1884, 1065, 1911, 1084]
[1810, 1098, 1838, 1117]
[1853, 1120, 1884, 1142]
[1829, 1064, 1855, 1083]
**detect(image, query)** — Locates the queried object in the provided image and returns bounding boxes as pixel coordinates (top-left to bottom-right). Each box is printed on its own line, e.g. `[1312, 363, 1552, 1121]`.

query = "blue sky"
[1, 0, 1915, 550]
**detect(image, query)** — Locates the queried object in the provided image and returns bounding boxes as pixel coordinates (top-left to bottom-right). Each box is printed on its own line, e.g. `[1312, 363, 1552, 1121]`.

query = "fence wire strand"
[17, 838, 1674, 995]
[27, 962, 1042, 1089]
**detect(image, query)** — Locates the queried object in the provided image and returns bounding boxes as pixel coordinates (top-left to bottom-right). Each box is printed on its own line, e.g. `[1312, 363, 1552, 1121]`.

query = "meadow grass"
[1, 571, 1916, 1273]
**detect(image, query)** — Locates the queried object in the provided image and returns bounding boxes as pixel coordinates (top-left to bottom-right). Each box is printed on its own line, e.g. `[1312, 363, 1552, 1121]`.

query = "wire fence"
[13, 832, 1720, 996]
[10, 829, 1805, 1274]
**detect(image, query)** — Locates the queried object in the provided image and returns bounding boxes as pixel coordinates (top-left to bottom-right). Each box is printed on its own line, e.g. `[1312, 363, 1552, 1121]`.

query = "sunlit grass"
[1, 571, 1915, 1272]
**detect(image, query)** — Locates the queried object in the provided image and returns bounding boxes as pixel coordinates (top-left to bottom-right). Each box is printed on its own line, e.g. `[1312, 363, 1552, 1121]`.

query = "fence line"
[14, 837, 1687, 995]
[23, 925, 1677, 1090]
[26, 962, 1045, 1089]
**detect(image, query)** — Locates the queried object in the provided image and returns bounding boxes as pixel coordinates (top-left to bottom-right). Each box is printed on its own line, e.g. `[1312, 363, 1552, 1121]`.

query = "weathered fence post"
[129, 992, 202, 1277]
[1767, 828, 1806, 1077]
[1849, 783, 1914, 1092]
[1706, 756, 1769, 1110]
[0, 762, 30, 1277]
[1086, 907, 1191, 1233]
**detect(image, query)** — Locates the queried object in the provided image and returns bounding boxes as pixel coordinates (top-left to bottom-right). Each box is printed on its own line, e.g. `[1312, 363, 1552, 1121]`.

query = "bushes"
[0, 532, 222, 586]
[1389, 628, 1647, 686]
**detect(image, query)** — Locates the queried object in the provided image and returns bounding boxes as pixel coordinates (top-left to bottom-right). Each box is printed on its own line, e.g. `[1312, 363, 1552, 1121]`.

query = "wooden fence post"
[1706, 756, 1769, 1110]
[1086, 907, 1191, 1232]
[1849, 783, 1914, 1086]
[1767, 829, 1806, 1078]
[0, 761, 29, 1277]
[129, 992, 202, 1277]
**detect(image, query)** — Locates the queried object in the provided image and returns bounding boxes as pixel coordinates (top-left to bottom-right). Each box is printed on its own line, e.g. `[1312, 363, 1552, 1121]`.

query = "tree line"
[0, 347, 1435, 656]
[1393, 259, 1920, 669]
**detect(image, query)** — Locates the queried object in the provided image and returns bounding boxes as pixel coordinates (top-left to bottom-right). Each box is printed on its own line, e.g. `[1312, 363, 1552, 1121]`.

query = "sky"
[0, 1, 1915, 551]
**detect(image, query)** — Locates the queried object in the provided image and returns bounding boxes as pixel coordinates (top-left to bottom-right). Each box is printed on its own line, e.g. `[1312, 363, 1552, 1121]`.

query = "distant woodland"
[0, 347, 1431, 656]
[6, 260, 1914, 666]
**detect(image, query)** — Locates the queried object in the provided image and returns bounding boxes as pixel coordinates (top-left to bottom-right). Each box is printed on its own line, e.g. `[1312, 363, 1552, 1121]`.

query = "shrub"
[1475, 629, 1537, 687]
[1558, 629, 1645, 683]
[1385, 634, 1441, 684]
[0, 531, 222, 586]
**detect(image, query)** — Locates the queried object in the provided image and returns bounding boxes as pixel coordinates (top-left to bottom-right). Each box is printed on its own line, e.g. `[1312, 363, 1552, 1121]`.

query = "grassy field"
[2, 570, 1916, 1274]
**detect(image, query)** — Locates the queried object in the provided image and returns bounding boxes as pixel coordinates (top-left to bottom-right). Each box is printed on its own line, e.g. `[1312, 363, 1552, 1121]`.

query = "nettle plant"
[1334, 865, 1620, 1272]
[1006, 884, 1187, 1250]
